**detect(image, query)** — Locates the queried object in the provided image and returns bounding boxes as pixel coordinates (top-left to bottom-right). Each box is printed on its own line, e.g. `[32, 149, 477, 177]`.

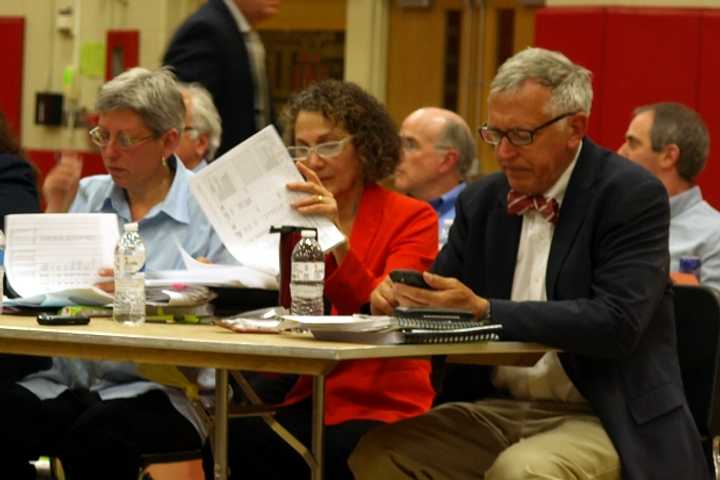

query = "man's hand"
[43, 152, 83, 213]
[395, 272, 490, 320]
[371, 272, 490, 320]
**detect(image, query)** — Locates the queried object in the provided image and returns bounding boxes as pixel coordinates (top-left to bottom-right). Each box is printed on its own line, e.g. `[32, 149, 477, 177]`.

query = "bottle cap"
[679, 255, 701, 274]
[124, 222, 139, 232]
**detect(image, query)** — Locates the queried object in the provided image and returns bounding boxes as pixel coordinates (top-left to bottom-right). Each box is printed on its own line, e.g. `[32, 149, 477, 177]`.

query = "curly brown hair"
[281, 79, 400, 183]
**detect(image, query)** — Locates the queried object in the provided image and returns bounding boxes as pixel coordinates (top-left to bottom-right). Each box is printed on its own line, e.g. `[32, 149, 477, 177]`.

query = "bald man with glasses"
[394, 107, 476, 247]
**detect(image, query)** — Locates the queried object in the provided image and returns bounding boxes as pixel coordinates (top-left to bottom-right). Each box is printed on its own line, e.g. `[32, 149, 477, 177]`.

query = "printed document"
[4, 213, 118, 306]
[189, 126, 345, 273]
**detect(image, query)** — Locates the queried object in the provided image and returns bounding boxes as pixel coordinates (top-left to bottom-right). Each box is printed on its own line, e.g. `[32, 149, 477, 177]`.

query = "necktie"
[506, 190, 560, 224]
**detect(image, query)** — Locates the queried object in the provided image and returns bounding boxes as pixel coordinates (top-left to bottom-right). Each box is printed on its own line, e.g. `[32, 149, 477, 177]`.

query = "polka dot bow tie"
[506, 190, 560, 224]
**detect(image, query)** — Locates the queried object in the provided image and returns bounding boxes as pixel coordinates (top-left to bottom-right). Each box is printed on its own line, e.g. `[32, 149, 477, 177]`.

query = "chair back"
[674, 284, 720, 441]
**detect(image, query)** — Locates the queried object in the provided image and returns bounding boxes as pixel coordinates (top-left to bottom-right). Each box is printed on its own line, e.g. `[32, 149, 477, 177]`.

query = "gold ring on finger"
[316, 195, 324, 202]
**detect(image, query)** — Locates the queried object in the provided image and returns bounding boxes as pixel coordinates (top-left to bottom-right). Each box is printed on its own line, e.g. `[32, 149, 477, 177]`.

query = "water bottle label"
[291, 261, 324, 282]
[290, 283, 323, 298]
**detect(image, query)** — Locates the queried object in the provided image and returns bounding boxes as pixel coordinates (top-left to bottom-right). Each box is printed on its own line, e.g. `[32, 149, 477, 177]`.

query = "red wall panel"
[106, 30, 140, 80]
[696, 11, 720, 211]
[599, 8, 701, 153]
[0, 17, 25, 139]
[534, 8, 606, 141]
[535, 6, 720, 210]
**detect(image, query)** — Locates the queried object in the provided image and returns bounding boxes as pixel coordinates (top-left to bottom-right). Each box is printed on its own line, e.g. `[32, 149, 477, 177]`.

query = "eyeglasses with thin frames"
[479, 112, 578, 147]
[89, 126, 157, 150]
[288, 136, 352, 161]
[400, 136, 454, 152]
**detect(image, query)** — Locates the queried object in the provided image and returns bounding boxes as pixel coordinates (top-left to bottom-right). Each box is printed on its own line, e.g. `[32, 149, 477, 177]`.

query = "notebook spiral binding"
[402, 325, 502, 344]
[397, 318, 481, 330]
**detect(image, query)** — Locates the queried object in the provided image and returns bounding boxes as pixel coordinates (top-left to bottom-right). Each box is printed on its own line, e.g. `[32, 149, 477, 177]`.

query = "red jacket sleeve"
[325, 186, 438, 314]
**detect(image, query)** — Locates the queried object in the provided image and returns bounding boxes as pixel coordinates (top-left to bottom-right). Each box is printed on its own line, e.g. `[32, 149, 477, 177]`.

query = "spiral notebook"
[301, 308, 503, 345]
[311, 322, 502, 345]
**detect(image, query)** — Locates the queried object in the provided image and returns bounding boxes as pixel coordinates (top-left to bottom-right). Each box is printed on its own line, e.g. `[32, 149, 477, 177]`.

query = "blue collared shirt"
[18, 156, 232, 437]
[669, 186, 720, 289]
[429, 182, 466, 246]
[68, 155, 234, 269]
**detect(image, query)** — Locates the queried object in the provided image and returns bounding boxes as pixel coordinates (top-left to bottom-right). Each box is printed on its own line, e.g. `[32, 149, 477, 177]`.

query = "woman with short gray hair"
[9, 67, 232, 479]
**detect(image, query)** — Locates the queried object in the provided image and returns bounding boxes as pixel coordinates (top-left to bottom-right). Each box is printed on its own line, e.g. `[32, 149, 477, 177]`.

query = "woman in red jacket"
[224, 80, 439, 479]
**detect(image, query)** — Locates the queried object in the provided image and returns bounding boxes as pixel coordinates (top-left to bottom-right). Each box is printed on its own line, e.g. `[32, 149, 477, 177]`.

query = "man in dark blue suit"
[163, 0, 279, 157]
[351, 48, 708, 480]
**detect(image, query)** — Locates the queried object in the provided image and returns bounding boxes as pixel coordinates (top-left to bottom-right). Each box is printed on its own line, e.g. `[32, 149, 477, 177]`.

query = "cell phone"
[389, 269, 431, 289]
[394, 306, 475, 321]
[36, 313, 91, 326]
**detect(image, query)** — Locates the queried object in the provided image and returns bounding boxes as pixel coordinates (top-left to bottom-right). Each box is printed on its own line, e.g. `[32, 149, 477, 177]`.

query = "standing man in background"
[394, 107, 476, 246]
[177, 82, 223, 172]
[163, 0, 280, 157]
[618, 102, 720, 288]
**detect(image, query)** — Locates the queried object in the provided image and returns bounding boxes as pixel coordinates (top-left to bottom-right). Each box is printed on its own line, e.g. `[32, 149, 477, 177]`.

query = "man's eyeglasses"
[400, 136, 453, 152]
[288, 136, 352, 161]
[89, 126, 156, 150]
[479, 112, 578, 147]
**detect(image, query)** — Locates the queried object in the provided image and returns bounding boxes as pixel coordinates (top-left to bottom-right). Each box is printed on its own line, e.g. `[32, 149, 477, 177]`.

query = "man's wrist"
[482, 299, 492, 321]
[473, 297, 491, 321]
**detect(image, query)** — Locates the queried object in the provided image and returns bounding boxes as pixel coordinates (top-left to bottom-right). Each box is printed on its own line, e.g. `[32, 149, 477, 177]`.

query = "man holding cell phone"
[354, 48, 707, 480]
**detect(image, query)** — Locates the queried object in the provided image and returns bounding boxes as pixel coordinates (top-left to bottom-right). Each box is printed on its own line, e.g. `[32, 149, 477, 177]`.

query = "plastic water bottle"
[0, 229, 5, 314]
[679, 255, 702, 281]
[113, 222, 146, 325]
[290, 229, 325, 315]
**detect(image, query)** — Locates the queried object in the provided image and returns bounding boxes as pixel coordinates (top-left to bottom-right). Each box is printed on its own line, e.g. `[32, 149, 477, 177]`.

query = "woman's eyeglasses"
[287, 136, 352, 161]
[89, 126, 156, 150]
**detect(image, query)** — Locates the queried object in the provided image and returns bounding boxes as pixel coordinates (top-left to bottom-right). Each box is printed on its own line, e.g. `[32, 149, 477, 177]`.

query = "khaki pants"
[349, 399, 621, 480]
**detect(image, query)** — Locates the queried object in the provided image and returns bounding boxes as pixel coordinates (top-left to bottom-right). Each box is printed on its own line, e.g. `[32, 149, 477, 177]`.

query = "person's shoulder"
[169, 0, 232, 43]
[456, 172, 506, 206]
[369, 184, 434, 215]
[0, 153, 32, 175]
[78, 174, 110, 188]
[583, 139, 660, 186]
[688, 191, 720, 229]
[76, 175, 112, 202]
[0, 152, 25, 165]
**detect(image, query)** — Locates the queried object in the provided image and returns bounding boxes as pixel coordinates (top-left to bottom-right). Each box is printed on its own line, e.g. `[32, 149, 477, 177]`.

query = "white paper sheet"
[145, 267, 278, 290]
[4, 213, 119, 306]
[188, 126, 345, 273]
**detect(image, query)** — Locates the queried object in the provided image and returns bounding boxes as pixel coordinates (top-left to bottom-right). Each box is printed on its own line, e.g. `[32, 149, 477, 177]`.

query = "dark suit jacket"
[0, 153, 49, 383]
[434, 139, 708, 480]
[0, 153, 40, 231]
[163, 0, 266, 157]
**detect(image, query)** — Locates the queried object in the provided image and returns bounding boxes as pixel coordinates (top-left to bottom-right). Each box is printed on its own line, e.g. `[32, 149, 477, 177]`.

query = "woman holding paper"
[223, 80, 439, 479]
[42, 68, 233, 270]
[0, 68, 228, 480]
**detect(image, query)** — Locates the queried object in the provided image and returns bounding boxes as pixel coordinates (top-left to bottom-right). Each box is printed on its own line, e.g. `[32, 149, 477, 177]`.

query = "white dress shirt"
[493, 142, 587, 403]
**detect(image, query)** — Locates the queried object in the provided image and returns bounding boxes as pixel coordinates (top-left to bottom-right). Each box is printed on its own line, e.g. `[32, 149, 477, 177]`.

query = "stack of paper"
[188, 126, 346, 274]
[276, 315, 502, 345]
[4, 213, 118, 307]
[217, 313, 501, 345]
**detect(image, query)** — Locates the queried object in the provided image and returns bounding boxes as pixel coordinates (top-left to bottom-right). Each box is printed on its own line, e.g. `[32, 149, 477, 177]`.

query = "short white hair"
[179, 82, 222, 160]
[97, 67, 185, 135]
[490, 47, 593, 116]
